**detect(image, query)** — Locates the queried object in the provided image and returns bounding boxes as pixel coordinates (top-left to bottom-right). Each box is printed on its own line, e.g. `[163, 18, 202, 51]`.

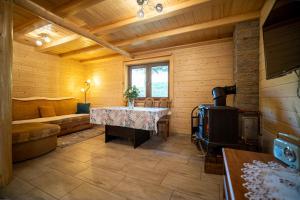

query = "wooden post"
[0, 0, 13, 187]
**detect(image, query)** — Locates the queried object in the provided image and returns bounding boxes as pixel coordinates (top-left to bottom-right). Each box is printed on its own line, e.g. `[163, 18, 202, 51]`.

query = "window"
[128, 62, 169, 98]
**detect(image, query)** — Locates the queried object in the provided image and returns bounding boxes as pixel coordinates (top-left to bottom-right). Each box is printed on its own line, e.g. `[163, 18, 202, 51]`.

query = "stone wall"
[233, 20, 259, 111]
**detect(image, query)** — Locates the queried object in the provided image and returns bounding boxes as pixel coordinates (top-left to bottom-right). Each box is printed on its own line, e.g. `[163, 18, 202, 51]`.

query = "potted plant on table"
[124, 86, 140, 109]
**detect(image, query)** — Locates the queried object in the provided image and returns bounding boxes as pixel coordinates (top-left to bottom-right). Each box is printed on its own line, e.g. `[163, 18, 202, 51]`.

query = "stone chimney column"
[233, 20, 259, 111]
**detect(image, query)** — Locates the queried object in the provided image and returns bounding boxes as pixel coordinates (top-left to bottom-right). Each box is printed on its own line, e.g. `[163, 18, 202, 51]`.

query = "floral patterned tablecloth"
[90, 107, 169, 131]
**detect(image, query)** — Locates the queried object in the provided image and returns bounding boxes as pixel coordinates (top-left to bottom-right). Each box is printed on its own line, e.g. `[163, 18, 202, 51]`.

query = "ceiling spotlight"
[43, 36, 51, 43]
[155, 3, 163, 12]
[35, 40, 43, 46]
[137, 9, 144, 18]
[137, 0, 145, 6]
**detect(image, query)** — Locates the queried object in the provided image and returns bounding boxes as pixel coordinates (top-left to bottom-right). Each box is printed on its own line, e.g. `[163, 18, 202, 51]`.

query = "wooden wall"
[13, 42, 85, 100]
[259, 0, 300, 152]
[86, 57, 125, 106]
[85, 39, 234, 134]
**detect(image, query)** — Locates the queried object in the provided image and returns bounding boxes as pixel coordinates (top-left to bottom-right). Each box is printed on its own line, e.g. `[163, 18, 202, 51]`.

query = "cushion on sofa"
[12, 123, 60, 144]
[39, 106, 56, 117]
[12, 98, 79, 120]
[12, 100, 41, 120]
[53, 99, 78, 116]
[77, 103, 90, 114]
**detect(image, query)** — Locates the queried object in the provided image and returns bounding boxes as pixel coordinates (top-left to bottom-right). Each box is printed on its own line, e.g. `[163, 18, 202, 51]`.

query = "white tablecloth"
[90, 107, 169, 131]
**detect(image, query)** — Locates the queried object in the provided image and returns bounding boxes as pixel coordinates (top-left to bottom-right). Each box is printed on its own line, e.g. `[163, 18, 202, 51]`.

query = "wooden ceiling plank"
[14, 0, 104, 34]
[59, 45, 100, 58]
[61, 11, 259, 58]
[133, 37, 232, 57]
[55, 0, 104, 18]
[36, 34, 80, 52]
[79, 37, 233, 63]
[91, 0, 212, 34]
[115, 11, 259, 47]
[14, 0, 132, 58]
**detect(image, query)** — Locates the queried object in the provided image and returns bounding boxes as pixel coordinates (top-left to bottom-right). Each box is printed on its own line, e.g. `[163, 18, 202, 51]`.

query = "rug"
[57, 126, 104, 148]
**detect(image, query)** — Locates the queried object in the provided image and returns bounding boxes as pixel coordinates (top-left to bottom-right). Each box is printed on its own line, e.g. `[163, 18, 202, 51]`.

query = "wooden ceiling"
[13, 0, 265, 62]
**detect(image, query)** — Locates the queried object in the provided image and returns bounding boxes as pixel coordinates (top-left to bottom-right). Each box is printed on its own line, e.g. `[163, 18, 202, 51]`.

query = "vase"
[128, 99, 134, 109]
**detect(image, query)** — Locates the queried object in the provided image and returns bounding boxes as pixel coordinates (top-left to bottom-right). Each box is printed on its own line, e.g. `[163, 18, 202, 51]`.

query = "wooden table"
[90, 107, 169, 148]
[222, 148, 276, 200]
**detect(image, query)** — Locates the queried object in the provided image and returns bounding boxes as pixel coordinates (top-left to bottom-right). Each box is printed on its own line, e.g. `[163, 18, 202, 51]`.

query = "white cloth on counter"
[241, 160, 300, 200]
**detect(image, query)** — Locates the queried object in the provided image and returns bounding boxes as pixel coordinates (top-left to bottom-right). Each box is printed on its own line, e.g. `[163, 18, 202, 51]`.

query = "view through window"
[129, 62, 169, 98]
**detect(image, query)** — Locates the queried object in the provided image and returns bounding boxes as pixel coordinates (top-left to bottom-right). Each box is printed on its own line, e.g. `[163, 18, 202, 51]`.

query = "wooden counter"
[222, 148, 276, 200]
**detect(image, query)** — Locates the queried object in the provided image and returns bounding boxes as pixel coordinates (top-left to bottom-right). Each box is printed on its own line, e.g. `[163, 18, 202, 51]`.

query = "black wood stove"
[191, 85, 239, 154]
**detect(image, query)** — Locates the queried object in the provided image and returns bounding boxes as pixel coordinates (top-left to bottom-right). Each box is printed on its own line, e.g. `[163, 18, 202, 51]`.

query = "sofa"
[12, 97, 92, 162]
[12, 123, 60, 162]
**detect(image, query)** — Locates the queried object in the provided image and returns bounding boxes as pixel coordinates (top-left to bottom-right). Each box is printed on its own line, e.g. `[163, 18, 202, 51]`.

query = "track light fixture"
[136, 0, 163, 18]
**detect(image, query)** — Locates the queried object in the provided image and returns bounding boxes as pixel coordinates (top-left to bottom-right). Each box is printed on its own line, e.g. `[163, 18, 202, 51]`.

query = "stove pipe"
[212, 85, 236, 106]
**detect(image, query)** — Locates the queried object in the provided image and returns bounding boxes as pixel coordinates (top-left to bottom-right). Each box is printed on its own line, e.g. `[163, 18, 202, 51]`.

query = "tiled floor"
[0, 131, 223, 200]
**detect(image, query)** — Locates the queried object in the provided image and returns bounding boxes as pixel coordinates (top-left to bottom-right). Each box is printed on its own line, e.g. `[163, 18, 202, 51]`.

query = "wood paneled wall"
[171, 40, 234, 134]
[86, 57, 125, 107]
[85, 40, 234, 134]
[259, 0, 300, 152]
[13, 42, 85, 100]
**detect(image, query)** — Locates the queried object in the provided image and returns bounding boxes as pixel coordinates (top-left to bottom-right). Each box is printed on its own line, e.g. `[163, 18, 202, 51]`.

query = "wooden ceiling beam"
[60, 11, 259, 58]
[91, 0, 211, 34]
[14, 0, 133, 58]
[80, 54, 121, 64]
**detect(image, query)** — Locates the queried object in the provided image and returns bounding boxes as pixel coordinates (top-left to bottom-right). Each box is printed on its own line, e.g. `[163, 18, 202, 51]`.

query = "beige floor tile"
[171, 191, 205, 200]
[80, 131, 105, 145]
[121, 164, 167, 184]
[112, 177, 173, 200]
[46, 157, 90, 176]
[120, 152, 161, 169]
[5, 132, 221, 200]
[14, 162, 55, 181]
[179, 145, 203, 157]
[200, 172, 224, 185]
[28, 170, 82, 199]
[91, 147, 129, 160]
[104, 141, 135, 152]
[156, 143, 183, 154]
[153, 150, 190, 164]
[15, 188, 57, 200]
[154, 160, 201, 179]
[85, 156, 127, 171]
[24, 151, 62, 167]
[59, 148, 100, 162]
[73, 142, 105, 153]
[76, 166, 125, 191]
[0, 177, 34, 199]
[219, 182, 224, 200]
[61, 183, 125, 200]
[161, 172, 220, 200]
[166, 135, 191, 145]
